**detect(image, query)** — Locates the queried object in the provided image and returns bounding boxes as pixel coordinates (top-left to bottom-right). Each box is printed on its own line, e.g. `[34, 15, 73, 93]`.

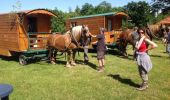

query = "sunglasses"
[139, 31, 144, 33]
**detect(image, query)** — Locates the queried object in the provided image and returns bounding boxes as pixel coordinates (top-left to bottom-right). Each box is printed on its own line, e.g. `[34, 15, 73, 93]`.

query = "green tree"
[51, 8, 66, 33]
[112, 7, 124, 12]
[80, 3, 94, 15]
[124, 1, 151, 27]
[152, 0, 170, 14]
[94, 1, 112, 14]
[152, 0, 170, 5]
[75, 6, 81, 16]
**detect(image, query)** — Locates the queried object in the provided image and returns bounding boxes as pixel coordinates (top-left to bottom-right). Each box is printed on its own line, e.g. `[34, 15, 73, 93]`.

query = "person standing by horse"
[96, 28, 106, 72]
[167, 27, 170, 56]
[135, 28, 157, 90]
[145, 25, 153, 41]
[82, 29, 95, 65]
[131, 27, 139, 59]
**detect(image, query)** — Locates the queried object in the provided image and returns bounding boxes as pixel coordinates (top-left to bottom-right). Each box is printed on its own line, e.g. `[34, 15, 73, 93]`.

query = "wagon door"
[28, 17, 37, 32]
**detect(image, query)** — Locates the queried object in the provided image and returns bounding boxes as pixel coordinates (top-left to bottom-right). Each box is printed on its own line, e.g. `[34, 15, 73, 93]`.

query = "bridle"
[70, 26, 89, 47]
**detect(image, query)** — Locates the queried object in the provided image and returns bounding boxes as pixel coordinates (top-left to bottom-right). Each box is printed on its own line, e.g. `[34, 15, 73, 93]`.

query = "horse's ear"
[82, 24, 85, 28]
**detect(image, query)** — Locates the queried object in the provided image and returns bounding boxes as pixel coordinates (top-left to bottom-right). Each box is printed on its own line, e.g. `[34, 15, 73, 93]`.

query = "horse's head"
[70, 25, 91, 47]
[80, 25, 92, 46]
[81, 25, 90, 37]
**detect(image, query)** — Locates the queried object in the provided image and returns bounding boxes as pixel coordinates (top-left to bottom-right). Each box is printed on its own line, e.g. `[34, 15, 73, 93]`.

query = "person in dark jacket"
[96, 28, 106, 72]
[83, 32, 95, 64]
[132, 27, 139, 59]
[145, 25, 153, 41]
[167, 27, 170, 56]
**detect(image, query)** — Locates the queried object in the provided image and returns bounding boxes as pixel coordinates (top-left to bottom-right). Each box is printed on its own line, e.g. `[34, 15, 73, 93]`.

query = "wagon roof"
[0, 9, 56, 16]
[70, 12, 128, 20]
[22, 9, 56, 16]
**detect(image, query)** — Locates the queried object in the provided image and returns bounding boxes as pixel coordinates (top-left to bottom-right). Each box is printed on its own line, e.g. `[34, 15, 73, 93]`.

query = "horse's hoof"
[66, 64, 72, 68]
[71, 62, 76, 66]
[51, 61, 56, 65]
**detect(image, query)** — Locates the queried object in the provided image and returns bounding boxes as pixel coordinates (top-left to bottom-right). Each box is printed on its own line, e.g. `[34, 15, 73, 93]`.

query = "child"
[96, 28, 106, 72]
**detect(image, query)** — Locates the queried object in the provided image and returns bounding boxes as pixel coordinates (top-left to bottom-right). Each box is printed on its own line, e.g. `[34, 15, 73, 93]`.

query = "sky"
[0, 0, 152, 13]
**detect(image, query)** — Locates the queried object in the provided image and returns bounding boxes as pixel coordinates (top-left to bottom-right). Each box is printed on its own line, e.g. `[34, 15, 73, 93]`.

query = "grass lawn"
[0, 40, 170, 100]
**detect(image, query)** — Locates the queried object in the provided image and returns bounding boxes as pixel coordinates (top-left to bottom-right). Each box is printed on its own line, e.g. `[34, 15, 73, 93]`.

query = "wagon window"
[108, 19, 112, 31]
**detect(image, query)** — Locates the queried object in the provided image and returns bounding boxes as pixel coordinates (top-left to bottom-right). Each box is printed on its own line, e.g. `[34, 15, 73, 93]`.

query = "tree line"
[51, 0, 170, 33]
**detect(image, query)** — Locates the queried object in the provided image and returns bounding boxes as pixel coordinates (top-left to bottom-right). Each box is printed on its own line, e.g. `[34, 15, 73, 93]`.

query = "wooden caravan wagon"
[0, 9, 56, 65]
[66, 12, 129, 49]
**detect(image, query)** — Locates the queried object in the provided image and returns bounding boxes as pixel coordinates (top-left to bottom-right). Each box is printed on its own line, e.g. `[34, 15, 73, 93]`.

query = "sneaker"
[139, 83, 148, 88]
[98, 68, 104, 72]
[137, 83, 148, 91]
[97, 67, 104, 72]
[84, 60, 89, 65]
[136, 86, 147, 91]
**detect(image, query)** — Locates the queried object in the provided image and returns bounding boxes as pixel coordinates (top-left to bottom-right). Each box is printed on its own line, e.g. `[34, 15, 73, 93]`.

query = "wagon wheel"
[19, 55, 27, 65]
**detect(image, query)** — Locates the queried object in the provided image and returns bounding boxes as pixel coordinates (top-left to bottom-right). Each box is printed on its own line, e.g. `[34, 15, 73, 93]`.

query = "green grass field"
[0, 41, 170, 100]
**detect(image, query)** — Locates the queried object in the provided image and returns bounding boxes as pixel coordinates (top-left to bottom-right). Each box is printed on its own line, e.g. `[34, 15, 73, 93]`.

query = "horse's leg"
[48, 46, 54, 64]
[71, 49, 76, 66]
[66, 50, 72, 68]
[119, 42, 128, 57]
[51, 48, 56, 64]
[123, 42, 128, 57]
[53, 49, 57, 63]
[48, 46, 52, 61]
[132, 44, 137, 60]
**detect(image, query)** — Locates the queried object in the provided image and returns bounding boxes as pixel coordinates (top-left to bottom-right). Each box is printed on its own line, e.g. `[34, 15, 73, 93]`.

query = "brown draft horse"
[47, 25, 90, 67]
[117, 28, 151, 57]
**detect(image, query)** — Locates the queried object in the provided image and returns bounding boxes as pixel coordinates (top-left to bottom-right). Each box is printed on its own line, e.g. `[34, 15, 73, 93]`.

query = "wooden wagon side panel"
[67, 16, 105, 42]
[18, 22, 29, 51]
[0, 14, 20, 56]
[67, 16, 104, 35]
[112, 16, 123, 30]
[105, 16, 123, 31]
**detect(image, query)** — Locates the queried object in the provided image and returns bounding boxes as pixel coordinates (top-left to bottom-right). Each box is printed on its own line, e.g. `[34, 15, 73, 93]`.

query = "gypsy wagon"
[66, 12, 129, 49]
[0, 9, 56, 65]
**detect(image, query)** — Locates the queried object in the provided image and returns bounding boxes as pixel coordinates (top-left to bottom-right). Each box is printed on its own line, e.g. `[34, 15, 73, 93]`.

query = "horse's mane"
[72, 26, 82, 34]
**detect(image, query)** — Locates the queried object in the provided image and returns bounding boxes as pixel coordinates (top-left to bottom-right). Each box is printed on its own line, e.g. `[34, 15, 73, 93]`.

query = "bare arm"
[145, 38, 158, 50]
[89, 32, 96, 38]
[92, 41, 97, 44]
